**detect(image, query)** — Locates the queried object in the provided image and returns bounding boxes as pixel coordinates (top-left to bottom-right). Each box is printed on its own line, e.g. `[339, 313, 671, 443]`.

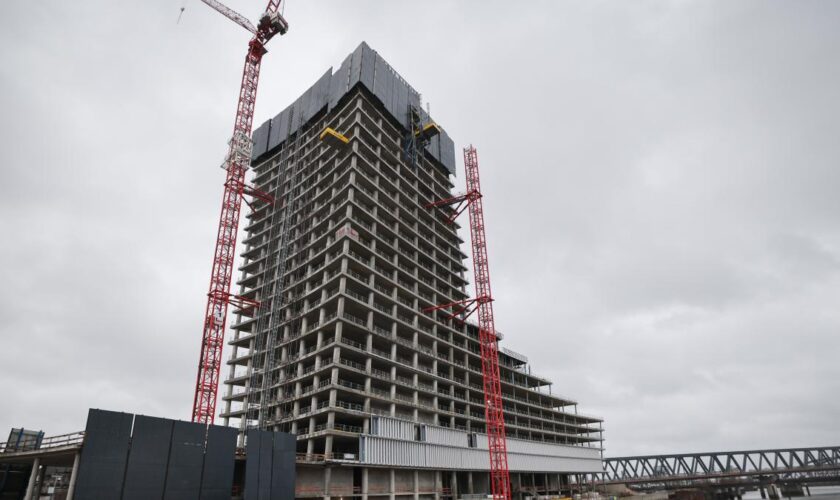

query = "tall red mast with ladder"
[425, 146, 511, 499]
[191, 0, 288, 425]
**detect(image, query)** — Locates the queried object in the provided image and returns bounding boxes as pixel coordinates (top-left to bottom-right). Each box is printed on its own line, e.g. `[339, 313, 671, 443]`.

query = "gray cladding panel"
[244, 430, 261, 500]
[394, 81, 410, 129]
[349, 43, 363, 89]
[122, 416, 173, 500]
[252, 121, 270, 160]
[297, 87, 311, 130]
[289, 95, 302, 133]
[306, 69, 331, 121]
[270, 108, 291, 151]
[200, 425, 238, 500]
[74, 409, 133, 500]
[162, 421, 206, 500]
[439, 130, 456, 174]
[360, 43, 375, 91]
[269, 433, 295, 500]
[389, 72, 404, 119]
[409, 88, 421, 113]
[328, 55, 351, 110]
[373, 54, 394, 115]
[426, 134, 441, 162]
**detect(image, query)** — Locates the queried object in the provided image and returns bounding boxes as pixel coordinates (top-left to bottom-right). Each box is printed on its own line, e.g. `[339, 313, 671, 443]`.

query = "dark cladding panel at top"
[360, 42, 375, 91]
[394, 79, 410, 129]
[73, 409, 133, 500]
[163, 421, 206, 500]
[253, 41, 456, 176]
[268, 107, 291, 152]
[294, 87, 311, 132]
[349, 43, 364, 89]
[373, 54, 394, 117]
[426, 133, 441, 164]
[306, 69, 332, 121]
[328, 54, 351, 110]
[439, 130, 456, 174]
[389, 70, 404, 120]
[289, 93, 303, 134]
[122, 415, 174, 500]
[200, 425, 238, 500]
[251, 120, 270, 160]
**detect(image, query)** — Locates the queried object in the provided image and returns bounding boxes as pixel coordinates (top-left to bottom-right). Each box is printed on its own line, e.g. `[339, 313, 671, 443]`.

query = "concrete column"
[390, 469, 396, 500]
[66, 451, 80, 500]
[450, 471, 458, 499]
[23, 457, 40, 500]
[468, 471, 474, 494]
[434, 471, 442, 500]
[414, 469, 420, 499]
[323, 466, 332, 500]
[324, 433, 334, 457]
[362, 468, 369, 500]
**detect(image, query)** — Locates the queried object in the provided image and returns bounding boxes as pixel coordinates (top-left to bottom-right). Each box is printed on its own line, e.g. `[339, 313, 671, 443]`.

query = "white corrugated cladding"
[360, 417, 602, 473]
[370, 416, 415, 440]
[425, 425, 466, 446]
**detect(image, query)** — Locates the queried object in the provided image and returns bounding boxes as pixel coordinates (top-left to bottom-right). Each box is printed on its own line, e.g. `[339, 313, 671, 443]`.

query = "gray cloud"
[1, 0, 838, 456]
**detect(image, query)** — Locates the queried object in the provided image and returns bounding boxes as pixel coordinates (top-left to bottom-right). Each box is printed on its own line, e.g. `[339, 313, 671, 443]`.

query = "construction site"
[0, 1, 604, 499]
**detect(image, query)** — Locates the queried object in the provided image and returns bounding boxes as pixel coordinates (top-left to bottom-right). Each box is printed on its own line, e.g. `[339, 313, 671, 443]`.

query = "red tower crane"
[425, 146, 511, 499]
[191, 0, 288, 425]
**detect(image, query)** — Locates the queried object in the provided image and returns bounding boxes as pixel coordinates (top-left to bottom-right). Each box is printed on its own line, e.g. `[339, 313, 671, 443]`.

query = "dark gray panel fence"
[74, 409, 133, 500]
[70, 409, 296, 499]
[200, 425, 238, 500]
[162, 421, 206, 500]
[122, 415, 173, 500]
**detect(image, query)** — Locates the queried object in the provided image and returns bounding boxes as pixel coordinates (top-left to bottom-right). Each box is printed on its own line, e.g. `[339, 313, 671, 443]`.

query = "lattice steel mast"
[425, 146, 511, 499]
[192, 0, 288, 425]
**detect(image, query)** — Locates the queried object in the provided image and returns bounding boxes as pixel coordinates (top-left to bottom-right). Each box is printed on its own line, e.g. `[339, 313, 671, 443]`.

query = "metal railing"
[0, 431, 84, 453]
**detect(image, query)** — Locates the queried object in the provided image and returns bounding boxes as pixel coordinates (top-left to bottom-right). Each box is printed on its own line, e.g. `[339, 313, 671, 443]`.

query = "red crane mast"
[191, 0, 288, 425]
[425, 146, 511, 499]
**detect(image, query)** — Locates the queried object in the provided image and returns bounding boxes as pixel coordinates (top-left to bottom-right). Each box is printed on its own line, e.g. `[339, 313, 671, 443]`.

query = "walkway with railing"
[0, 431, 84, 456]
[597, 446, 840, 486]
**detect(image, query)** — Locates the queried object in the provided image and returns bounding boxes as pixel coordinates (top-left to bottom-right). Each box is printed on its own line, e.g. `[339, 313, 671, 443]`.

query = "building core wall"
[222, 42, 604, 499]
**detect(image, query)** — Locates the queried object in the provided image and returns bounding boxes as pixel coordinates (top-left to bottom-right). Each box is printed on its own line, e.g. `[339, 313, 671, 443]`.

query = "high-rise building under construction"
[221, 42, 604, 498]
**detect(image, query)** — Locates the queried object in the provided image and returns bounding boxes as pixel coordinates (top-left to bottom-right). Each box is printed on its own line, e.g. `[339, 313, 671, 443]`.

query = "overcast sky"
[1, 0, 839, 457]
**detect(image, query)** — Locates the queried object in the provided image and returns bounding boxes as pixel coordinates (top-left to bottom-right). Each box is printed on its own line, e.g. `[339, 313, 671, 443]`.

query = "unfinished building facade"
[221, 42, 604, 499]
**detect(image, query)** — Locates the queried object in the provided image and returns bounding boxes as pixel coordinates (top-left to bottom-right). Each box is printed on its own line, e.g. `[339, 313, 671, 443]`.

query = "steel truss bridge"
[595, 446, 840, 490]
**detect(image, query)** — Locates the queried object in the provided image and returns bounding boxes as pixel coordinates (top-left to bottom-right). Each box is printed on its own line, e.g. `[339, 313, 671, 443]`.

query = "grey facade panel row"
[363, 416, 603, 473]
[252, 41, 456, 175]
[359, 435, 603, 473]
